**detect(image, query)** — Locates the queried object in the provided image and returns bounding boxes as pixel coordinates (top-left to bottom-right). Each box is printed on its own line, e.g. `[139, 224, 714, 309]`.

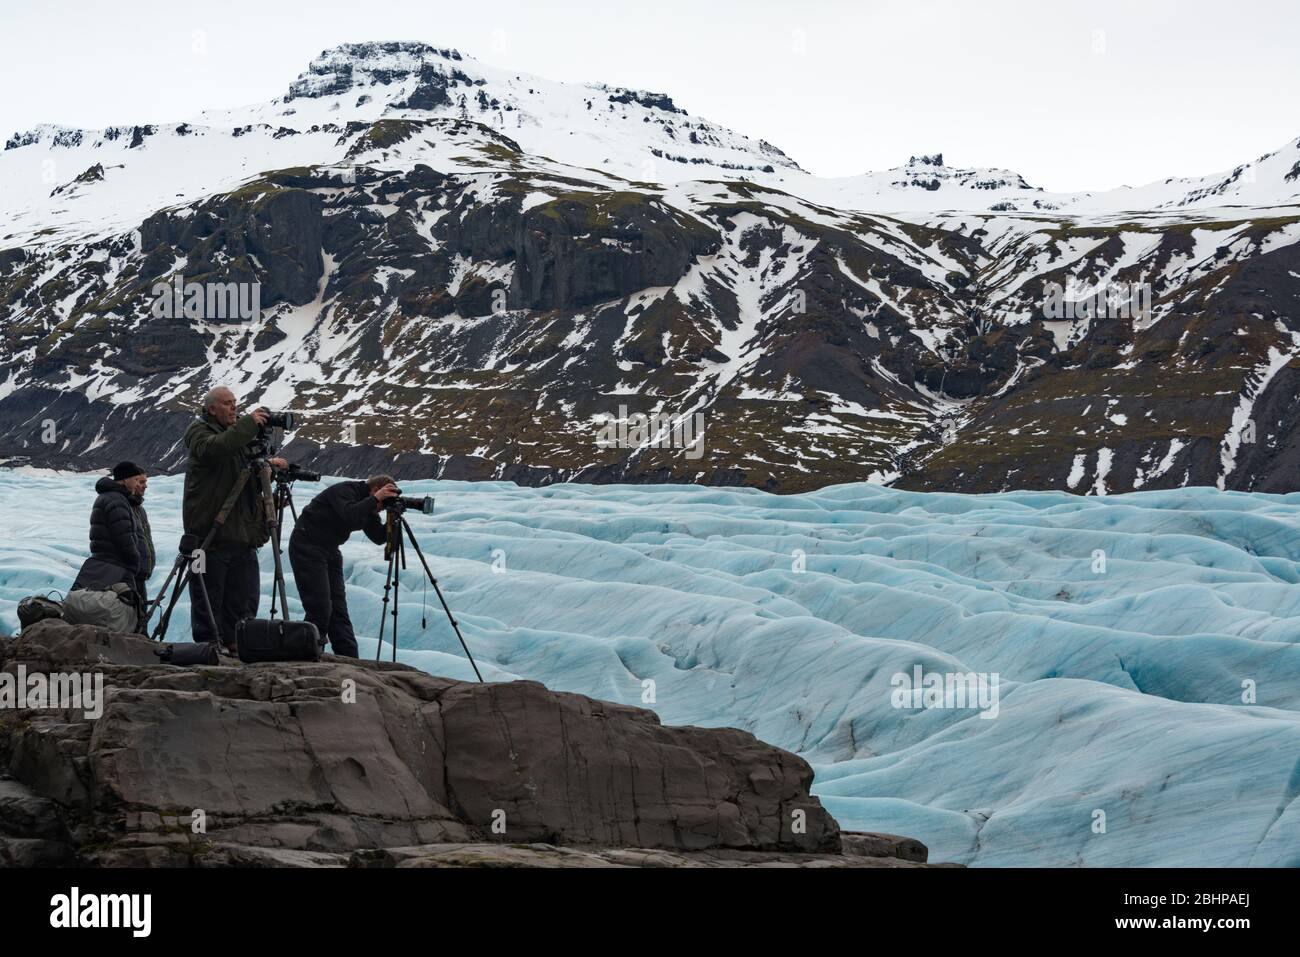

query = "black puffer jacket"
[86, 476, 148, 578]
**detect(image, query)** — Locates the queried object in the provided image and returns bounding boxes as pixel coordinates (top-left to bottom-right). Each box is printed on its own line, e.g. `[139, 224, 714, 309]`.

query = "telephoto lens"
[264, 410, 296, 430]
[285, 464, 321, 482]
[393, 495, 434, 515]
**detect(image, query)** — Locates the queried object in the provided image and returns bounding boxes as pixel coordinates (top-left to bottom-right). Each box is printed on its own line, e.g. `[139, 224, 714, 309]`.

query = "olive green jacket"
[182, 413, 269, 550]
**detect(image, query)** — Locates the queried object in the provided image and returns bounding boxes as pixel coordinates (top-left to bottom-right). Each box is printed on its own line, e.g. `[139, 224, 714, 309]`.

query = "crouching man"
[288, 475, 398, 657]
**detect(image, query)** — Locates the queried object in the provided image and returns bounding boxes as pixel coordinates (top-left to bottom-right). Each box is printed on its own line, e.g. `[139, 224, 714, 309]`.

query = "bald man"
[181, 386, 287, 652]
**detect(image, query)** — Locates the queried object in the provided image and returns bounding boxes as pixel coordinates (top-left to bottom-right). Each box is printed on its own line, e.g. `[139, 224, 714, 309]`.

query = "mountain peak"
[323, 39, 465, 60]
[284, 41, 468, 101]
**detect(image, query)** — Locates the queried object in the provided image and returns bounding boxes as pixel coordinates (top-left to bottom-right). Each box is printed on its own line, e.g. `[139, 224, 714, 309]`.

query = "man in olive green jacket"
[183, 386, 287, 652]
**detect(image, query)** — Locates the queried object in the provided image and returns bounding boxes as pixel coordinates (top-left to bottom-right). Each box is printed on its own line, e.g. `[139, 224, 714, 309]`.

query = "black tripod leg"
[151, 558, 189, 641]
[401, 517, 484, 682]
[270, 486, 296, 619]
[154, 551, 219, 645]
[269, 504, 279, 618]
[269, 520, 285, 619]
[391, 536, 402, 663]
[143, 557, 182, 631]
[266, 488, 284, 616]
[269, 567, 278, 618]
[259, 467, 291, 623]
[192, 564, 221, 645]
[376, 543, 395, 661]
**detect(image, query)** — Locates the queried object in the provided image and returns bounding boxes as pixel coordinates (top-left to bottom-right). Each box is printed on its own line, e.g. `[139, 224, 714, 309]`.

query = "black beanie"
[111, 461, 145, 481]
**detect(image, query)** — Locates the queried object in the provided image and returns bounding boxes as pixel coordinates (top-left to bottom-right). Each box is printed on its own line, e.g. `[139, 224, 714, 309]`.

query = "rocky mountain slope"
[1, 40, 1298, 493]
[0, 618, 942, 868]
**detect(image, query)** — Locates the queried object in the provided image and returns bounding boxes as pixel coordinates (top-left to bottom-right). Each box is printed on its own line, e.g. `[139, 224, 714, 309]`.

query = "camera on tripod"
[279, 463, 321, 483]
[385, 491, 434, 515]
[372, 489, 480, 680]
[247, 409, 297, 460]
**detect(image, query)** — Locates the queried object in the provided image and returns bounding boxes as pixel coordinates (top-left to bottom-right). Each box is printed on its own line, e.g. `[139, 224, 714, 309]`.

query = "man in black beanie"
[71, 461, 156, 629]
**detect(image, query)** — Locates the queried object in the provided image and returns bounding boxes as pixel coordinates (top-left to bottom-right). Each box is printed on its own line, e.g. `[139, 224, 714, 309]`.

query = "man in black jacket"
[288, 475, 398, 657]
[72, 461, 157, 628]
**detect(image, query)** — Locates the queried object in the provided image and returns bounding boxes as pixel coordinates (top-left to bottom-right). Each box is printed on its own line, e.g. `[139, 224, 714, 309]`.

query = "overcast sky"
[2, 0, 1296, 192]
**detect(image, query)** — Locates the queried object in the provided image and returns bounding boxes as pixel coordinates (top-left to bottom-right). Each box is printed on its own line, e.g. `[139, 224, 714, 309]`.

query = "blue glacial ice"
[1, 472, 1298, 867]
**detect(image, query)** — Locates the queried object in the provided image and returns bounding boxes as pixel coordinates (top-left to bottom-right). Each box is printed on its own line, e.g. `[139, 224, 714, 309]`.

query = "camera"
[264, 410, 296, 431]
[282, 463, 320, 482]
[387, 493, 434, 515]
[247, 408, 297, 459]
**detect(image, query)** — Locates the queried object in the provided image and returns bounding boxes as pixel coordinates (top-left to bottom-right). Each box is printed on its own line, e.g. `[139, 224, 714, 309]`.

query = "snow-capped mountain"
[1, 40, 1299, 494]
[0, 41, 800, 248]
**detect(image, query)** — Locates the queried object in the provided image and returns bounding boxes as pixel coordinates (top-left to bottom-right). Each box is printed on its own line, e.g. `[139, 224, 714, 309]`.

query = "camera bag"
[154, 642, 222, 666]
[235, 617, 322, 663]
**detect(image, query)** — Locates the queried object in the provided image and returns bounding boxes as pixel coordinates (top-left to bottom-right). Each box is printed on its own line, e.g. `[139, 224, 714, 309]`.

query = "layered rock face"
[0, 619, 935, 868]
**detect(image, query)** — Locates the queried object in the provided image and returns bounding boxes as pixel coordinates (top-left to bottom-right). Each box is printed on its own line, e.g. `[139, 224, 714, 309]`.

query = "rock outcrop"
[0, 619, 940, 868]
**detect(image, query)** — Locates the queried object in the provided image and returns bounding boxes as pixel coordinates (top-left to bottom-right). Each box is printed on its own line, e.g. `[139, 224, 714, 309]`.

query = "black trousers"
[189, 546, 259, 648]
[288, 535, 358, 658]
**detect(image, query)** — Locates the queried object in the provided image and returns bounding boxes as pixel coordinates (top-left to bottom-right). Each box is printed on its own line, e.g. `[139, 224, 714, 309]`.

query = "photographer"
[69, 462, 156, 631]
[288, 475, 398, 658]
[182, 386, 287, 652]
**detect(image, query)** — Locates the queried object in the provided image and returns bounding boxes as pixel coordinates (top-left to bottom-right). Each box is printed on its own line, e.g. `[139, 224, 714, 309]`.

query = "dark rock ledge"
[0, 620, 950, 868]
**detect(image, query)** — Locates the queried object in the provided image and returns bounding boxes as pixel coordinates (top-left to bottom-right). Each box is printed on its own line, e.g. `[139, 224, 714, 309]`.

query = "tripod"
[146, 459, 288, 642]
[146, 532, 220, 642]
[267, 474, 299, 619]
[253, 458, 291, 625]
[375, 506, 483, 682]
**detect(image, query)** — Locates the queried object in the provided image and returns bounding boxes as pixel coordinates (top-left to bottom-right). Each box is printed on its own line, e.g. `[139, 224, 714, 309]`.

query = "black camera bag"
[235, 618, 322, 663]
[155, 642, 221, 666]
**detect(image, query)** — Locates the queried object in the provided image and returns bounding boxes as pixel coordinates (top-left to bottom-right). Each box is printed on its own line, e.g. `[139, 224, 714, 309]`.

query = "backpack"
[63, 584, 140, 634]
[18, 592, 64, 630]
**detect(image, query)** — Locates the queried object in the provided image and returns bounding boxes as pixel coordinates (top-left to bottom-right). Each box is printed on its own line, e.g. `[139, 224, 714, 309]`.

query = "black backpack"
[18, 592, 64, 630]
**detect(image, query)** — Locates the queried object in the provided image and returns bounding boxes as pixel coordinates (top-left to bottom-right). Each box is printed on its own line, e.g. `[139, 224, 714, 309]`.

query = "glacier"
[1, 470, 1298, 867]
